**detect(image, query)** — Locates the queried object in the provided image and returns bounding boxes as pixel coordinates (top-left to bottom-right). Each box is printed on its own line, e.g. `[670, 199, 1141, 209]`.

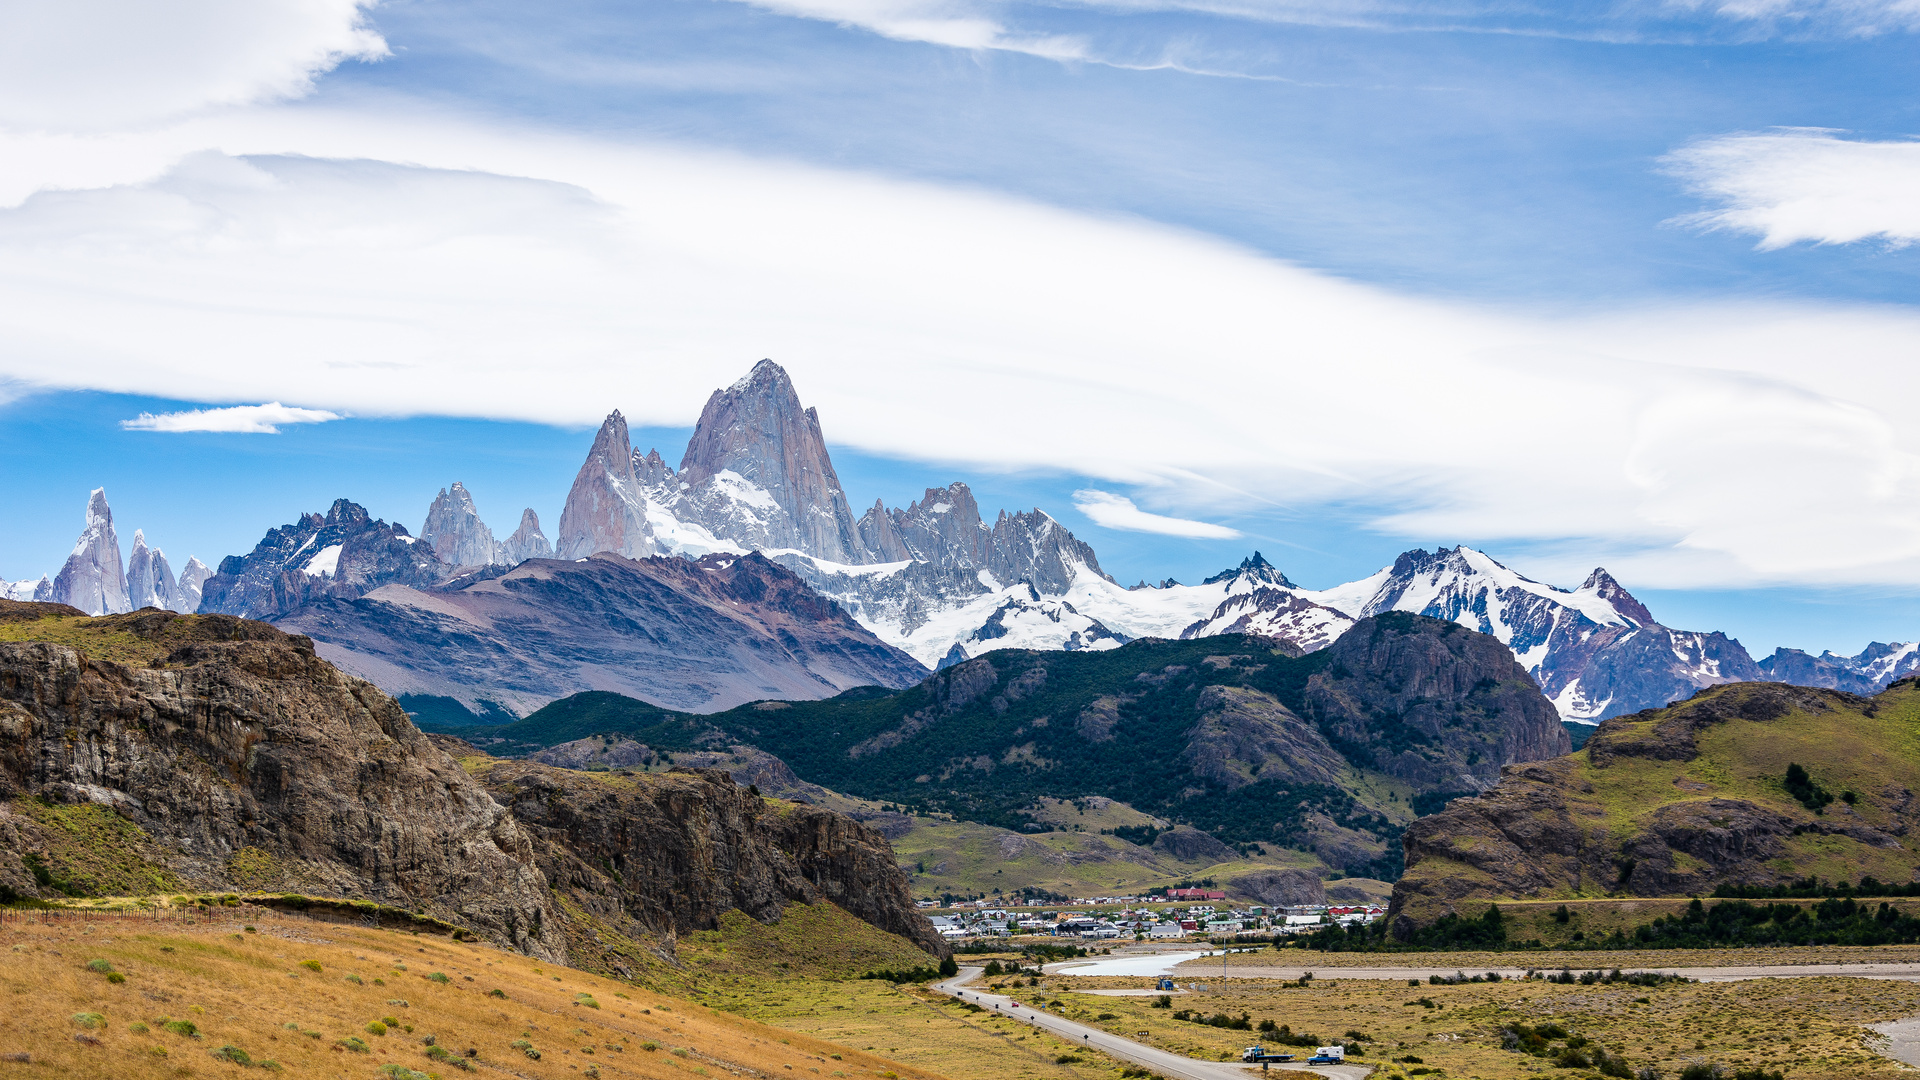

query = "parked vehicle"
[1240, 1047, 1295, 1063]
[1306, 1047, 1345, 1066]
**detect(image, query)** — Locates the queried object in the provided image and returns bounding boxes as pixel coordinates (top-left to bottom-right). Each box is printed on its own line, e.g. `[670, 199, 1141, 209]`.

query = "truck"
[1240, 1047, 1295, 1063]
[1306, 1046, 1345, 1066]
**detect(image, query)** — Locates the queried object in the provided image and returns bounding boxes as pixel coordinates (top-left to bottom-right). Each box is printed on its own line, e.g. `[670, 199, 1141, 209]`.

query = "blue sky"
[4, 0, 1920, 656]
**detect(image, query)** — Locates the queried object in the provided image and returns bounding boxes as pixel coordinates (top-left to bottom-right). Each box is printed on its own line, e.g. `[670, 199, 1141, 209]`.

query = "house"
[1166, 888, 1227, 901]
[1147, 922, 1186, 939]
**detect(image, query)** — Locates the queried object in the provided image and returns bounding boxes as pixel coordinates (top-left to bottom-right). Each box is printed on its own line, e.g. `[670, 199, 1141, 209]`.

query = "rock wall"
[0, 605, 565, 960]
[469, 759, 947, 971]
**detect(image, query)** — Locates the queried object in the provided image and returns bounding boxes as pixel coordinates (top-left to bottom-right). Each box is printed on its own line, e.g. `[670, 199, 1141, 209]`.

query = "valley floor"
[1019, 944, 1920, 1080]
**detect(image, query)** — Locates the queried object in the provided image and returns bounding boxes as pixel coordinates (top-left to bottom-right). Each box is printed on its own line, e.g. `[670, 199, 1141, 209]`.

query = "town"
[917, 890, 1386, 941]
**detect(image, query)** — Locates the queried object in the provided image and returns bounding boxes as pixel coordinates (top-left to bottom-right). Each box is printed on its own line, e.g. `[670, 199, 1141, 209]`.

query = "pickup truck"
[1240, 1047, 1295, 1063]
[1305, 1047, 1345, 1066]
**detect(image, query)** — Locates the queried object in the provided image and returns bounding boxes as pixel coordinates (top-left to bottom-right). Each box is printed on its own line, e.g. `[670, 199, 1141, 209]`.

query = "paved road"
[1166, 961, 1920, 984]
[930, 968, 1370, 1080]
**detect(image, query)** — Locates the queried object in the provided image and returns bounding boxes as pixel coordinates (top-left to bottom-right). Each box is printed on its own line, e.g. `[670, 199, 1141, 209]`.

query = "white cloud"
[120, 401, 343, 433]
[1072, 490, 1243, 538]
[4, 109, 1920, 589]
[0, 0, 386, 132]
[1666, 129, 1920, 249]
[736, 0, 1087, 56]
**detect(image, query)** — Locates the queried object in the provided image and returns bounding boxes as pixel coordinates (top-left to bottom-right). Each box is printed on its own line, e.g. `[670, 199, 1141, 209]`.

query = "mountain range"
[3, 487, 210, 615]
[16, 358, 1919, 722]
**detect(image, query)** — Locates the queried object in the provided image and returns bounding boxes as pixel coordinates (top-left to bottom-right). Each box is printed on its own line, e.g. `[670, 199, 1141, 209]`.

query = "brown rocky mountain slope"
[0, 602, 941, 967]
[454, 752, 946, 977]
[1390, 679, 1920, 931]
[276, 550, 929, 715]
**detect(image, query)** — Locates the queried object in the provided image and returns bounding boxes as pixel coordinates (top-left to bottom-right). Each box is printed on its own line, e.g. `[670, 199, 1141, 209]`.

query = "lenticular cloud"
[0, 0, 386, 131]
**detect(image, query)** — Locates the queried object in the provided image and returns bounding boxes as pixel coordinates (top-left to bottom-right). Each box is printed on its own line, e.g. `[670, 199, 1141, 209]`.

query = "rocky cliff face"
[421, 481, 504, 568]
[199, 498, 449, 620]
[674, 359, 867, 564]
[176, 557, 213, 614]
[276, 551, 928, 715]
[467, 759, 946, 970]
[1304, 612, 1571, 790]
[1388, 680, 1920, 932]
[50, 488, 129, 617]
[555, 410, 664, 561]
[0, 603, 565, 959]
[125, 530, 179, 612]
[501, 508, 553, 564]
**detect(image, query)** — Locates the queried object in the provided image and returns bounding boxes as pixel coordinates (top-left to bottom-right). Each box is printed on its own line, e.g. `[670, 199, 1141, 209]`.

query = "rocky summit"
[1389, 679, 1920, 932]
[0, 601, 942, 968]
[48, 488, 129, 617]
[199, 498, 448, 620]
[276, 550, 929, 716]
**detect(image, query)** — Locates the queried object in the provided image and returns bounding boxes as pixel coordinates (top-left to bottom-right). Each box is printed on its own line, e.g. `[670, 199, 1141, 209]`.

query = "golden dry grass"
[1215, 940, 1920, 971]
[0, 904, 950, 1080]
[1021, 972, 1920, 1079]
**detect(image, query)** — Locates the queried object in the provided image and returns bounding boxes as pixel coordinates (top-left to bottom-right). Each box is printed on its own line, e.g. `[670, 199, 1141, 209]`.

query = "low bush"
[425, 972, 450, 984]
[299, 960, 322, 973]
[335, 1037, 370, 1054]
[162, 1019, 199, 1037]
[365, 1021, 389, 1036]
[85, 960, 113, 974]
[71, 1013, 105, 1029]
[208, 1044, 255, 1066]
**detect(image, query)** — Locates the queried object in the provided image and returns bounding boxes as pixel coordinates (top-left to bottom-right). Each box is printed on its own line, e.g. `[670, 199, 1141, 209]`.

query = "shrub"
[299, 960, 322, 973]
[1055, 1055, 1083, 1064]
[576, 994, 601, 1009]
[86, 960, 113, 973]
[209, 1044, 255, 1066]
[106, 972, 126, 984]
[1677, 1066, 1724, 1080]
[345, 975, 363, 985]
[163, 1020, 199, 1037]
[642, 1042, 660, 1051]
[1152, 995, 1172, 1009]
[129, 1023, 150, 1034]
[71, 1013, 105, 1029]
[512, 1039, 543, 1060]
[672, 1047, 691, 1058]
[336, 1037, 370, 1053]
[376, 1066, 432, 1080]
[426, 972, 450, 984]
[381, 1015, 400, 1027]
[365, 1021, 389, 1036]
[488, 988, 507, 998]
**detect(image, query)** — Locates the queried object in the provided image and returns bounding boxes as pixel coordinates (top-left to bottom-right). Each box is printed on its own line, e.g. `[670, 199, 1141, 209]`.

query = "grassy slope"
[1404, 681, 1920, 910]
[0, 904, 950, 1080]
[1569, 684, 1920, 890]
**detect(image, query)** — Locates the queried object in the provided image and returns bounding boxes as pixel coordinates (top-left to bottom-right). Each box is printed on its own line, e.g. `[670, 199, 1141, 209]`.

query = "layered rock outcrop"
[0, 603, 945, 968]
[470, 759, 946, 968]
[0, 603, 564, 959]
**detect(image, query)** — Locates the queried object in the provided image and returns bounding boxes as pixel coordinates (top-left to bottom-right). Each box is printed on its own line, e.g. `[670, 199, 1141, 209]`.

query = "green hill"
[445, 616, 1571, 881]
[1392, 678, 1920, 929]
